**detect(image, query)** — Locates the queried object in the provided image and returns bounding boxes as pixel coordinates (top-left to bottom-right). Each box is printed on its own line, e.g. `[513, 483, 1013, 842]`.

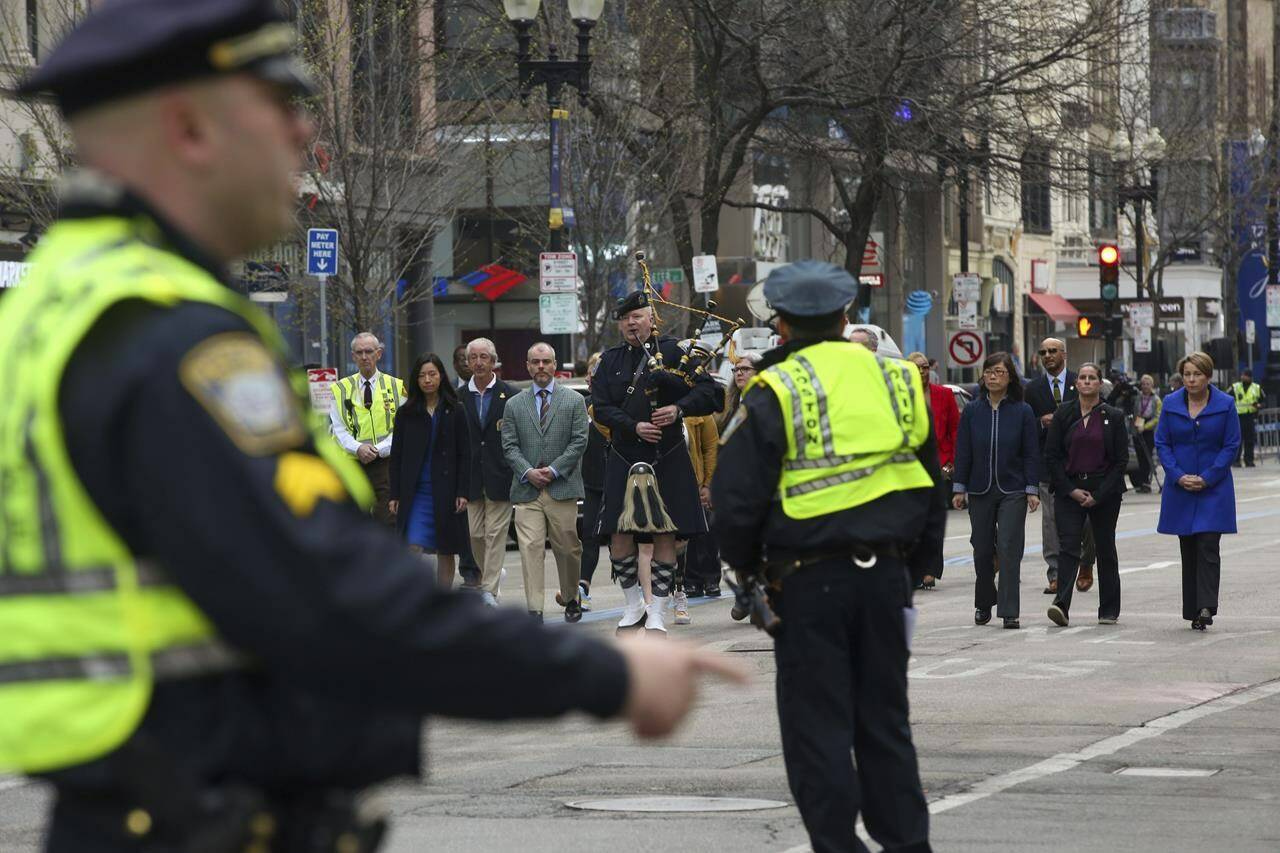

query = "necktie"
[1052, 378, 1061, 404]
[538, 389, 550, 427]
[363, 379, 373, 408]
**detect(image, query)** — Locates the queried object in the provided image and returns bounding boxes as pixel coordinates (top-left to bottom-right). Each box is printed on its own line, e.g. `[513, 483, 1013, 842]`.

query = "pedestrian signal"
[1077, 316, 1098, 338]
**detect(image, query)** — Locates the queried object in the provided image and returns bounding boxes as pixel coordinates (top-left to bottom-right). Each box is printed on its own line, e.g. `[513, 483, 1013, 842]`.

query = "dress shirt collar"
[358, 370, 381, 388]
[1046, 367, 1067, 386]
[533, 378, 556, 396]
[468, 373, 498, 395]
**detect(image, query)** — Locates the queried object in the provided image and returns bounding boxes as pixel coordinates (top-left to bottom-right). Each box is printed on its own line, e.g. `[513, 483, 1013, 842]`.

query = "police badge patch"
[179, 333, 307, 456]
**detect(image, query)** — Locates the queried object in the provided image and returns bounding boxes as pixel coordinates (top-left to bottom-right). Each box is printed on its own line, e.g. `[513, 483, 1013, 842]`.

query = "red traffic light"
[1098, 244, 1119, 266]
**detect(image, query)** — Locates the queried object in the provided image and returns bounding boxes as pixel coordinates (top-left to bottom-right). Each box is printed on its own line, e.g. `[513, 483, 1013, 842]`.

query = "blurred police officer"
[714, 261, 943, 853]
[1230, 369, 1264, 467]
[0, 3, 741, 850]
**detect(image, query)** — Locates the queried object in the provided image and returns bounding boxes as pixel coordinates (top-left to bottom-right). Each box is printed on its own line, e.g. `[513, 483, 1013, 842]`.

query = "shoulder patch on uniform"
[274, 451, 348, 516]
[179, 332, 306, 456]
[718, 406, 749, 445]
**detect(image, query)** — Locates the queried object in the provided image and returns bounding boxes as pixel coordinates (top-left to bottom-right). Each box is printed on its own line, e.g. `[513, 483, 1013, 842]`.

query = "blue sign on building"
[306, 228, 339, 276]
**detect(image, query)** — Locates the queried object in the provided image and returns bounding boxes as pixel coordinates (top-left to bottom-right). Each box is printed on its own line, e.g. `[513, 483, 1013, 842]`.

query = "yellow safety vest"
[1231, 382, 1262, 415]
[332, 372, 405, 444]
[750, 341, 934, 520]
[0, 213, 372, 774]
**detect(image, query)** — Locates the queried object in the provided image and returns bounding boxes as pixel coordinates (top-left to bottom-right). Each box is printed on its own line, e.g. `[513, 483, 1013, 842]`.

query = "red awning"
[1028, 292, 1080, 322]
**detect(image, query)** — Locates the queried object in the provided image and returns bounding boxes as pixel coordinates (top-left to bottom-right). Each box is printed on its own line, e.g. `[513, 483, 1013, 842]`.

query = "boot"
[645, 596, 669, 634]
[616, 584, 647, 633]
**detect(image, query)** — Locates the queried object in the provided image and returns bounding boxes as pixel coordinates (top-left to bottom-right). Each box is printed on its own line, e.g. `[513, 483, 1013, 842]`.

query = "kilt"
[597, 442, 708, 538]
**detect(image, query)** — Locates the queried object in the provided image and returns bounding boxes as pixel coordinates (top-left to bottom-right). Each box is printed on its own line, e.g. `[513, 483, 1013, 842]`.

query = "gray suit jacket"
[501, 384, 589, 503]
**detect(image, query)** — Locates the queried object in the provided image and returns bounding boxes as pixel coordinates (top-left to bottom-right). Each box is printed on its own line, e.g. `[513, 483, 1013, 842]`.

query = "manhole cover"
[565, 796, 789, 813]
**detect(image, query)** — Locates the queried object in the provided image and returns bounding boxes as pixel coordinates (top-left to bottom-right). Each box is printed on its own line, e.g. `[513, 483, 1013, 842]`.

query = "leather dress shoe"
[1043, 580, 1058, 595]
[975, 609, 992, 625]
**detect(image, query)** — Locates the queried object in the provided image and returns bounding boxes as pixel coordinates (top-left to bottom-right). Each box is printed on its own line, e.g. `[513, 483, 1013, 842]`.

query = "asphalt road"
[3, 467, 1279, 852]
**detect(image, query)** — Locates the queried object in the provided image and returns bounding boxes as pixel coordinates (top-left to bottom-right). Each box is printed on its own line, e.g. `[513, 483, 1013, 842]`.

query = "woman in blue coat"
[1155, 351, 1240, 630]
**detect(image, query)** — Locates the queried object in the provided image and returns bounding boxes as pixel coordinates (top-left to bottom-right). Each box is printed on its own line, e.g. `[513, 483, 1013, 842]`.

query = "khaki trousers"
[468, 498, 513, 595]
[513, 491, 582, 614]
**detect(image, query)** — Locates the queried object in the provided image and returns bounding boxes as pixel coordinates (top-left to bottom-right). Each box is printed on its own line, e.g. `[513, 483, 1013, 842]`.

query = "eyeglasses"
[353, 349, 378, 357]
[983, 368, 1009, 377]
[1038, 348, 1061, 356]
[733, 366, 756, 374]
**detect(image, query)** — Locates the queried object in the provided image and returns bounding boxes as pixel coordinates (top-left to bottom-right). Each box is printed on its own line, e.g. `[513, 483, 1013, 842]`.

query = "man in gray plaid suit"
[501, 343, 590, 621]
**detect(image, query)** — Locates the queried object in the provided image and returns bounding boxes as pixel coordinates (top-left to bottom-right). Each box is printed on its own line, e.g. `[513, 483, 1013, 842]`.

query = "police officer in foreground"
[0, 3, 742, 850]
[713, 261, 944, 853]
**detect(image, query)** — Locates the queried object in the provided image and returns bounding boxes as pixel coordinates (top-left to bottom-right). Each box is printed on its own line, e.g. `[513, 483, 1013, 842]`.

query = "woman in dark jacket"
[1044, 362, 1130, 627]
[1155, 351, 1240, 630]
[951, 352, 1041, 629]
[389, 353, 471, 588]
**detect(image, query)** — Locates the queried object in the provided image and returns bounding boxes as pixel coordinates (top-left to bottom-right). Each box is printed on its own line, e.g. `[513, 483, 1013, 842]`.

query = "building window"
[1020, 146, 1052, 234]
[434, 0, 508, 102]
[352, 0, 421, 145]
[1088, 152, 1117, 234]
[27, 0, 39, 59]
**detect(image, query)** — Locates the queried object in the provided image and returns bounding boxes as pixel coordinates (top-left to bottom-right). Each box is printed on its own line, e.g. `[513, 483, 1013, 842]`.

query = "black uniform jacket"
[46, 192, 627, 798]
[1044, 401, 1130, 503]
[459, 377, 516, 502]
[712, 337, 946, 571]
[591, 335, 724, 536]
[389, 397, 471, 553]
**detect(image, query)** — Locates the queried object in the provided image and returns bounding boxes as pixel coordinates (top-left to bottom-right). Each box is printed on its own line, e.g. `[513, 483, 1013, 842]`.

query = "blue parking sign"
[306, 228, 339, 276]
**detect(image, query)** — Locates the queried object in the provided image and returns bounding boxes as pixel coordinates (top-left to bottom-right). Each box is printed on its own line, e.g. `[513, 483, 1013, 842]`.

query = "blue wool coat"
[1154, 386, 1241, 535]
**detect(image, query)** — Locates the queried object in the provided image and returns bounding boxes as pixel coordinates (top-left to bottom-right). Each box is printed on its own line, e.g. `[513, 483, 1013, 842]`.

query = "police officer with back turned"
[0, 3, 743, 850]
[714, 260, 943, 853]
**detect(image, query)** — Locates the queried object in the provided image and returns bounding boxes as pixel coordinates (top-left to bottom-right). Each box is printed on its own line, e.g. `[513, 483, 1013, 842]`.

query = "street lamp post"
[1115, 130, 1166, 302]
[503, 0, 604, 253]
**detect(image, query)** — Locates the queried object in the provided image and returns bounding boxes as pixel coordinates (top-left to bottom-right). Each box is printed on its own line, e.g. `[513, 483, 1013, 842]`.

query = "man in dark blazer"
[1023, 337, 1095, 594]
[461, 338, 516, 606]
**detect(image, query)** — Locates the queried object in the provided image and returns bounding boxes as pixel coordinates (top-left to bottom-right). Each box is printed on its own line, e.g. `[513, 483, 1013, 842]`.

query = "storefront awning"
[1028, 292, 1080, 322]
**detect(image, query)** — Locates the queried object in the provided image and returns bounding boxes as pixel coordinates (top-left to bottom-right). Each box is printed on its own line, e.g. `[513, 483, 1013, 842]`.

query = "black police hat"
[763, 260, 859, 317]
[614, 289, 651, 319]
[15, 0, 315, 117]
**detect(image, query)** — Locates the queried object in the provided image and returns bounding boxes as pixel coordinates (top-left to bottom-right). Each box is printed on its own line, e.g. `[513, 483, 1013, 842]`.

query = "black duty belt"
[762, 544, 904, 585]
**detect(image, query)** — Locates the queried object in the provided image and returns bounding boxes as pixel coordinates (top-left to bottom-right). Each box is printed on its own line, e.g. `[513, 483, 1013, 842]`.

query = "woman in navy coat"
[390, 353, 472, 588]
[1155, 351, 1240, 630]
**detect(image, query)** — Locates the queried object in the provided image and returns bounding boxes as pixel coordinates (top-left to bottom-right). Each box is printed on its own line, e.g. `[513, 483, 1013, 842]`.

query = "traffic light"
[1098, 244, 1120, 303]
[1077, 315, 1100, 338]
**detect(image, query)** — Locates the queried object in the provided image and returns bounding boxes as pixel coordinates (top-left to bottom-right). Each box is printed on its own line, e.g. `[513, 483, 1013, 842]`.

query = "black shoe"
[684, 584, 706, 598]
[529, 610, 544, 621]
[703, 584, 722, 598]
[1047, 604, 1068, 626]
[975, 609, 992, 625]
[730, 604, 749, 621]
[564, 600, 582, 623]
[1003, 618, 1020, 629]
[1245, 462, 1256, 468]
[1135, 485, 1151, 493]
[1196, 607, 1213, 628]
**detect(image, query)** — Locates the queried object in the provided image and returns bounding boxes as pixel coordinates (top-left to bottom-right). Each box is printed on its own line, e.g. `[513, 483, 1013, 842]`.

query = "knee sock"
[611, 553, 639, 589]
[651, 559, 676, 598]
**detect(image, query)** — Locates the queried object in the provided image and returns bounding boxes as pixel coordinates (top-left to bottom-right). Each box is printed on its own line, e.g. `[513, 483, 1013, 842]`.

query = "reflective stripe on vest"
[750, 341, 934, 520]
[1232, 383, 1261, 414]
[0, 213, 373, 774]
[333, 372, 403, 443]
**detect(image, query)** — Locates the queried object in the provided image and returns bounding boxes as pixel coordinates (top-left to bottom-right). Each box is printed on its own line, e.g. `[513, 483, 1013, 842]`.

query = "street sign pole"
[319, 274, 328, 368]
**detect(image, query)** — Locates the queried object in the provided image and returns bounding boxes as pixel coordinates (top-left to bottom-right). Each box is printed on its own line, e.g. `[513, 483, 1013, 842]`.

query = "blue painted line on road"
[550, 507, 1280, 625]
[943, 506, 1280, 567]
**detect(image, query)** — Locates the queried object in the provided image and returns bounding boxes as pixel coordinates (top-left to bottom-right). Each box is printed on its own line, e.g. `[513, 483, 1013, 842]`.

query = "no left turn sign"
[947, 330, 985, 369]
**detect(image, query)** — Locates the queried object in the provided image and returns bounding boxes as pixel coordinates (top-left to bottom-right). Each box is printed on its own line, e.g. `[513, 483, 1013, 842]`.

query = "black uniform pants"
[1052, 488, 1122, 620]
[1237, 413, 1256, 466]
[1132, 430, 1155, 488]
[772, 558, 931, 853]
[1179, 533, 1221, 621]
[579, 486, 604, 586]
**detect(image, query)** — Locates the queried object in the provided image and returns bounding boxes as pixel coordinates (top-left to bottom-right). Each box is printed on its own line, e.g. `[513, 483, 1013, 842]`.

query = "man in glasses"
[1023, 338, 1096, 594]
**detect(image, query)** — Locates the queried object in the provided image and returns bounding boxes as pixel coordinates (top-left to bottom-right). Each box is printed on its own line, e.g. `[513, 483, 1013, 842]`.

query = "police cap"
[613, 289, 651, 319]
[16, 0, 315, 118]
[763, 260, 859, 317]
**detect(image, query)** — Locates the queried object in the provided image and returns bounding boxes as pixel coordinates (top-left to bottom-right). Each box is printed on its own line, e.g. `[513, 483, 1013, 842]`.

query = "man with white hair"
[330, 332, 407, 525]
[461, 337, 517, 605]
[847, 326, 880, 352]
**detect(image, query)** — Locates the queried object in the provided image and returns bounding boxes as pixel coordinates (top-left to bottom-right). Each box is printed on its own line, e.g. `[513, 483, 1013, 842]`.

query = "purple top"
[1066, 409, 1106, 474]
